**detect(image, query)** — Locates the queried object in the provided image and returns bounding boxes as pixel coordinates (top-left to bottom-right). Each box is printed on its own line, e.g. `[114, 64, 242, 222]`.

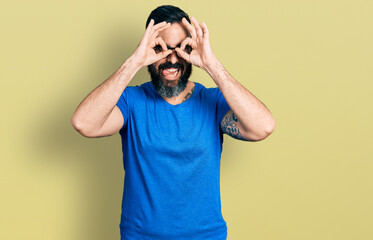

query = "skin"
[152, 22, 188, 87]
[176, 17, 275, 141]
[71, 16, 275, 141]
[148, 22, 194, 103]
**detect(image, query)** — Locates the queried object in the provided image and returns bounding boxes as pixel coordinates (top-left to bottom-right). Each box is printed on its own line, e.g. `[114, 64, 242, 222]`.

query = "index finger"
[151, 22, 171, 39]
[190, 17, 203, 41]
[144, 19, 155, 35]
[182, 18, 197, 40]
[149, 21, 168, 35]
[154, 37, 168, 52]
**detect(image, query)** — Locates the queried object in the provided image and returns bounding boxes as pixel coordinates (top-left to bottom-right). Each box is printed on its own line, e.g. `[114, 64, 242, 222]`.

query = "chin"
[162, 77, 181, 87]
[147, 62, 192, 98]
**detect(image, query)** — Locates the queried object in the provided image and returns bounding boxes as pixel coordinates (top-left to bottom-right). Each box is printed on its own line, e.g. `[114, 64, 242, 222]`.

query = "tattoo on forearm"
[181, 85, 195, 103]
[220, 110, 247, 140]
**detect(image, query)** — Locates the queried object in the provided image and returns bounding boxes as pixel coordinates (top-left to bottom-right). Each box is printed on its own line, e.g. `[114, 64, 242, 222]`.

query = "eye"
[184, 45, 192, 54]
[153, 45, 162, 53]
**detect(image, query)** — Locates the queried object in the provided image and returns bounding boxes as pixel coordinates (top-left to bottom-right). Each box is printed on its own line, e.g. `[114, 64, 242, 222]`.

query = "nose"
[167, 49, 179, 64]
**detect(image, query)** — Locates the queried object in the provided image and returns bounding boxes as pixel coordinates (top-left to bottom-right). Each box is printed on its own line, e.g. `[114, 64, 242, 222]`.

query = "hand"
[131, 19, 173, 67]
[175, 17, 217, 71]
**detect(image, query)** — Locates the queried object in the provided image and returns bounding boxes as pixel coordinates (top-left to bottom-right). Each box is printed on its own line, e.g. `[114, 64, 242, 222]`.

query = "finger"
[157, 49, 173, 60]
[151, 22, 171, 39]
[139, 19, 154, 46]
[154, 37, 168, 51]
[201, 22, 210, 42]
[175, 48, 191, 62]
[145, 19, 155, 35]
[182, 17, 197, 40]
[153, 21, 168, 30]
[191, 17, 203, 42]
[180, 37, 193, 50]
[149, 21, 168, 37]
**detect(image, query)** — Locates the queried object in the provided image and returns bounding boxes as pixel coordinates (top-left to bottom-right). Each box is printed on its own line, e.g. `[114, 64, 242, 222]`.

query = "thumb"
[175, 48, 190, 63]
[157, 50, 172, 60]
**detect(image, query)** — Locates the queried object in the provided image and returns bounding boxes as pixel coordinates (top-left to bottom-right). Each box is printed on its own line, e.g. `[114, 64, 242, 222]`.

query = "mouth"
[160, 67, 182, 81]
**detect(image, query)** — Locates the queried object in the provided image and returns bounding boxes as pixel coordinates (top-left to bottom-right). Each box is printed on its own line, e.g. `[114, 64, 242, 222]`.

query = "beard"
[147, 61, 192, 98]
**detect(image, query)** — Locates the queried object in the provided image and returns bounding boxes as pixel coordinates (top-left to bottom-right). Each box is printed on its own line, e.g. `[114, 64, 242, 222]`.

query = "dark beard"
[147, 61, 192, 98]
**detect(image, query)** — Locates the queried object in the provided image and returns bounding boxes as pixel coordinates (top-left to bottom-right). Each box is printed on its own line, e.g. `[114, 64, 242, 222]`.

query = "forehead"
[157, 23, 188, 47]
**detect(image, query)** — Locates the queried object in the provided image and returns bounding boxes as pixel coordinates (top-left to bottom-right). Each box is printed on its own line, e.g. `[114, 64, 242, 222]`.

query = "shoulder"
[193, 82, 226, 105]
[122, 82, 152, 97]
[118, 82, 153, 110]
[194, 82, 221, 98]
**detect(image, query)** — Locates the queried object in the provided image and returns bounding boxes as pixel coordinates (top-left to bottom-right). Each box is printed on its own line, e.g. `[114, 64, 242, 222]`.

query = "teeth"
[167, 71, 177, 76]
[165, 68, 178, 72]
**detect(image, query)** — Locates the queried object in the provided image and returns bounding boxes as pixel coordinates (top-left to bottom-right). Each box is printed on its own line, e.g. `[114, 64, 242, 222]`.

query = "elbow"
[71, 116, 81, 131]
[71, 116, 94, 138]
[251, 119, 276, 142]
[71, 115, 84, 133]
[260, 118, 276, 140]
[267, 118, 276, 135]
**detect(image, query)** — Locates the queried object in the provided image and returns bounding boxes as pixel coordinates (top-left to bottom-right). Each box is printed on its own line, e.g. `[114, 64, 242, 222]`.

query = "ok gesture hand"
[175, 17, 217, 71]
[131, 19, 173, 67]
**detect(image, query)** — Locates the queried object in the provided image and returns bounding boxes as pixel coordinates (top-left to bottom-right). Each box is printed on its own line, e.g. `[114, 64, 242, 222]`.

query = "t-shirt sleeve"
[215, 88, 231, 124]
[116, 88, 130, 131]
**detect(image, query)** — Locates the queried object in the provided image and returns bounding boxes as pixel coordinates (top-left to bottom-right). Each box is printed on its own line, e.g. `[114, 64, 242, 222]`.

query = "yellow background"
[1, 0, 372, 239]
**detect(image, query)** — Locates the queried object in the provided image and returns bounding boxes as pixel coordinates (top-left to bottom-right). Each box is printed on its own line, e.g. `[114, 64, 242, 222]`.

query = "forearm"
[205, 59, 275, 139]
[71, 57, 141, 134]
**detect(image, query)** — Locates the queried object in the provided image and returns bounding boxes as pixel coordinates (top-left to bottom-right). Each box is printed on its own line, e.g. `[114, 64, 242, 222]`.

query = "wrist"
[203, 57, 221, 76]
[114, 57, 142, 83]
[122, 56, 143, 73]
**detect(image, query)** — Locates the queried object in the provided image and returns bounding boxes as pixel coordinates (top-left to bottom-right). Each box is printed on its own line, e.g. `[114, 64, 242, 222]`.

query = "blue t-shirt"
[116, 81, 231, 240]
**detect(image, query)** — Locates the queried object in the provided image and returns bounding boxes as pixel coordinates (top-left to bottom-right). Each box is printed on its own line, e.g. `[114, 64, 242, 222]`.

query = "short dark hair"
[145, 5, 191, 29]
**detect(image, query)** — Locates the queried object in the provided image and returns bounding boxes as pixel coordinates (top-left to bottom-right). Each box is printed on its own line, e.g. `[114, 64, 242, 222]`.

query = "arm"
[71, 58, 139, 138]
[71, 20, 173, 137]
[175, 17, 275, 141]
[207, 61, 275, 141]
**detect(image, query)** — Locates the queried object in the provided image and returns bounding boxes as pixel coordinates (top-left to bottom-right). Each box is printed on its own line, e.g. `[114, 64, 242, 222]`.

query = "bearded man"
[72, 5, 275, 240]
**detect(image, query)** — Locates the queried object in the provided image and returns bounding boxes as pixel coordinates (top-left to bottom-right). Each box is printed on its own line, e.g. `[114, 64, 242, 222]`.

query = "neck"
[162, 81, 195, 105]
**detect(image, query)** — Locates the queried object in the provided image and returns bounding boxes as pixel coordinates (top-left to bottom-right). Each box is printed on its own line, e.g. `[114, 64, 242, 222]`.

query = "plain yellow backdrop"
[1, 0, 372, 239]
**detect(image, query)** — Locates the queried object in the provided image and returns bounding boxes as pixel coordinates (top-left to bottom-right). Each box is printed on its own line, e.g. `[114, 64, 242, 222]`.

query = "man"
[71, 5, 275, 240]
